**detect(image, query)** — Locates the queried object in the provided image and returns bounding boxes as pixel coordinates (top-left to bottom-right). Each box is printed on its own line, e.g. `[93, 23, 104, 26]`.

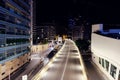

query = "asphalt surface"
[9, 48, 52, 80]
[85, 61, 110, 80]
[33, 40, 87, 80]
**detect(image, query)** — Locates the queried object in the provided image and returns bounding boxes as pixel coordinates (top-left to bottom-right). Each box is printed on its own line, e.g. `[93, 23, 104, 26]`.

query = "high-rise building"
[32, 0, 37, 44]
[35, 23, 56, 44]
[71, 24, 91, 41]
[0, 0, 32, 79]
[72, 26, 83, 41]
[91, 24, 120, 80]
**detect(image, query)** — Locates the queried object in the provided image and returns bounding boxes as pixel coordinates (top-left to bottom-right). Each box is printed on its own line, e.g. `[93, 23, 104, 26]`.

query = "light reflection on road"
[32, 39, 88, 80]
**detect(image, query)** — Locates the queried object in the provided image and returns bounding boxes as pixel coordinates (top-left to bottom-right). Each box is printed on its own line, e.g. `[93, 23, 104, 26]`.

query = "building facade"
[32, 0, 37, 44]
[34, 24, 56, 44]
[72, 24, 91, 41]
[72, 26, 83, 41]
[91, 24, 120, 80]
[0, 0, 32, 79]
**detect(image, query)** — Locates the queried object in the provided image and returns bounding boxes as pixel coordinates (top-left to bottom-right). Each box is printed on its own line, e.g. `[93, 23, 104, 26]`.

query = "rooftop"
[94, 31, 120, 39]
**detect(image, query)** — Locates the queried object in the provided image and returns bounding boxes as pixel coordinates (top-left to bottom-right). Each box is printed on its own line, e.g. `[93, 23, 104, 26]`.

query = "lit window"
[110, 64, 117, 79]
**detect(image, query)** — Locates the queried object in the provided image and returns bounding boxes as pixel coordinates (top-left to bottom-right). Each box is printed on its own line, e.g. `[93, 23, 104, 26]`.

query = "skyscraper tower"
[32, 0, 37, 44]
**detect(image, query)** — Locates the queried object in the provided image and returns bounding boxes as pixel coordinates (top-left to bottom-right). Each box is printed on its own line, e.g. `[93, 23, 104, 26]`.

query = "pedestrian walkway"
[85, 61, 110, 80]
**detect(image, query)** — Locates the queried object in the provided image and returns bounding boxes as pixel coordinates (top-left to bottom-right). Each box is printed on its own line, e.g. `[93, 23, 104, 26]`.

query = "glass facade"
[0, 0, 31, 63]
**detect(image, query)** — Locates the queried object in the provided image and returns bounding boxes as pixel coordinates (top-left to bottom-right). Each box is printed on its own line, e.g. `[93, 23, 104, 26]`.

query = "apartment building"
[0, 0, 32, 79]
[33, 23, 56, 44]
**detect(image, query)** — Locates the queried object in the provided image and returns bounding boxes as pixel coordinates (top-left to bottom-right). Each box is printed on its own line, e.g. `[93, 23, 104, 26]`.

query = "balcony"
[0, 6, 30, 23]
[0, 43, 30, 51]
[0, 34, 30, 39]
[6, 34, 30, 38]
[0, 50, 30, 64]
[0, 20, 29, 30]
[6, 0, 30, 15]
[18, 0, 30, 9]
[13, 0, 30, 13]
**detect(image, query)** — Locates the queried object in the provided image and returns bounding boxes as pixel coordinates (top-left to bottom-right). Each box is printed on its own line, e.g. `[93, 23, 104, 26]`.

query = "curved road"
[32, 39, 88, 80]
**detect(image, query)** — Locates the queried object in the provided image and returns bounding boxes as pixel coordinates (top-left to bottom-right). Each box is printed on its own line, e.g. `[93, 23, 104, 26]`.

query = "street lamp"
[36, 37, 39, 44]
[9, 67, 11, 80]
[37, 37, 40, 40]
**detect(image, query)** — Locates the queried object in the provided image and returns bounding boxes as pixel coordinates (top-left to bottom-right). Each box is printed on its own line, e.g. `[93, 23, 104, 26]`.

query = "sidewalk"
[85, 61, 110, 80]
[9, 48, 52, 80]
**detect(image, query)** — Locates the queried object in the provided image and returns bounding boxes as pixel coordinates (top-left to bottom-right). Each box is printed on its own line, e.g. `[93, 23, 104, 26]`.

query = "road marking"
[60, 42, 70, 80]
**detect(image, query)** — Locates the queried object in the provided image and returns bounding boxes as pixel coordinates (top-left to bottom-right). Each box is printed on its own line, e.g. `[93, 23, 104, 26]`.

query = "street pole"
[9, 67, 10, 80]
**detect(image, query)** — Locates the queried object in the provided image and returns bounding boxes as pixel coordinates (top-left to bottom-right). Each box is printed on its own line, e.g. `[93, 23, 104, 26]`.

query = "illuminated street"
[0, 0, 120, 80]
[85, 61, 109, 80]
[32, 39, 87, 80]
[9, 48, 52, 80]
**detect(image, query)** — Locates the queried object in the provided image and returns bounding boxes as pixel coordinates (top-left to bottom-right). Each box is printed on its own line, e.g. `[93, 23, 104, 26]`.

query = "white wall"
[91, 33, 120, 67]
[31, 44, 49, 53]
[91, 33, 120, 80]
[92, 54, 116, 80]
[92, 24, 103, 32]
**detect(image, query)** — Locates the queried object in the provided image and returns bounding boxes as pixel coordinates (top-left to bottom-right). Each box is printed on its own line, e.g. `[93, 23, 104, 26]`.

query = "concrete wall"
[0, 44, 49, 79]
[91, 33, 120, 66]
[31, 44, 49, 54]
[92, 54, 115, 80]
[0, 53, 30, 80]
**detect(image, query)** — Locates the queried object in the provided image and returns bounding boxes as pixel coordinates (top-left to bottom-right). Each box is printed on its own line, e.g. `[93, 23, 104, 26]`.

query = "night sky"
[36, 0, 120, 34]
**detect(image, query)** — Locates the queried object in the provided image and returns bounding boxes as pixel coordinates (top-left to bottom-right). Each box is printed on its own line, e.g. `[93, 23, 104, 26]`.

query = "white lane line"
[60, 43, 70, 80]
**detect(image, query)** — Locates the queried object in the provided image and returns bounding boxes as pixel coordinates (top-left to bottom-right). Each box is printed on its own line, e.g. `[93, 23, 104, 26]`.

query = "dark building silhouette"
[34, 23, 56, 44]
